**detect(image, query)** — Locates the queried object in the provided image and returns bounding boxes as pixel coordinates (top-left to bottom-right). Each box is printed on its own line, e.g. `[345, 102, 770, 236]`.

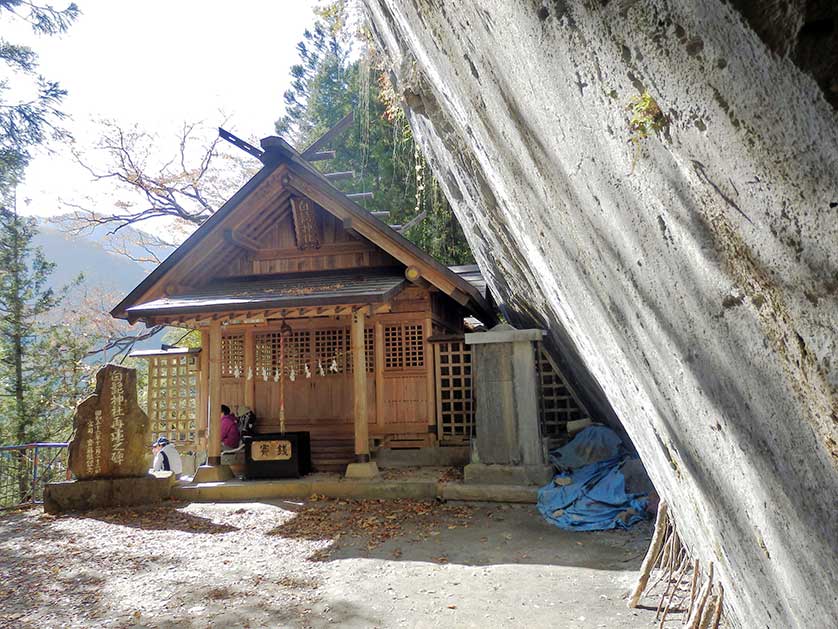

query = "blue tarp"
[538, 426, 649, 531]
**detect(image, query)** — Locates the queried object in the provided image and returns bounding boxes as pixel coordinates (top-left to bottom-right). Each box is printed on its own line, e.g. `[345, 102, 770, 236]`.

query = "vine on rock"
[627, 90, 667, 173]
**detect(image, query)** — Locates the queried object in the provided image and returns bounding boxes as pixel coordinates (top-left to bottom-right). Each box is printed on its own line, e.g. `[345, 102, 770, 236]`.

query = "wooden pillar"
[198, 331, 210, 452]
[352, 309, 369, 461]
[374, 319, 385, 429]
[244, 327, 255, 410]
[207, 321, 222, 465]
[424, 317, 436, 436]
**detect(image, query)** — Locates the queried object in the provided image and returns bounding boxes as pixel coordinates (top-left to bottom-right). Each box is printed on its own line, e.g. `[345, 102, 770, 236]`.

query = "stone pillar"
[345, 308, 379, 479]
[193, 321, 233, 483]
[463, 324, 552, 485]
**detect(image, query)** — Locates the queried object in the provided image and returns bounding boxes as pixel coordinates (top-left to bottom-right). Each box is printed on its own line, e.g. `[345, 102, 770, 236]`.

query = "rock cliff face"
[363, 1, 837, 627]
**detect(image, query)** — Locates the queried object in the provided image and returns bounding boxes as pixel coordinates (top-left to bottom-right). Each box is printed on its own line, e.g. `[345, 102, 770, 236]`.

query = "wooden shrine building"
[113, 135, 499, 475]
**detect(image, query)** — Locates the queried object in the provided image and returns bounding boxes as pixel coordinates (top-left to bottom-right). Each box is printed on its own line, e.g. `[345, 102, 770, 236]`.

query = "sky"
[7, 0, 317, 221]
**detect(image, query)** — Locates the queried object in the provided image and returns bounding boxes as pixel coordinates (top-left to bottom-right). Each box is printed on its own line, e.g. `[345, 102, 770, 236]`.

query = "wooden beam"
[287, 173, 472, 299]
[352, 309, 369, 459]
[449, 287, 471, 307]
[324, 170, 354, 181]
[405, 265, 431, 289]
[224, 228, 262, 253]
[307, 150, 335, 162]
[207, 321, 223, 465]
[342, 217, 361, 239]
[302, 111, 354, 158]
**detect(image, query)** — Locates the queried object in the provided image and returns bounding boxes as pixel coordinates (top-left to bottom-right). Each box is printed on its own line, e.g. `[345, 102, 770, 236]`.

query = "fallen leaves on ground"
[270, 498, 474, 555]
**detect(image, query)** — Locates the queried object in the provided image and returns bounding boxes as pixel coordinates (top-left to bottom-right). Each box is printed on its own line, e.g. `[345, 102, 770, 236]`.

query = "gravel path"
[0, 499, 661, 628]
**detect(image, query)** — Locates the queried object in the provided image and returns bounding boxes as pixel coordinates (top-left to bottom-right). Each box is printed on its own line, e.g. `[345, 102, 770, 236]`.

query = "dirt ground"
[0, 498, 665, 628]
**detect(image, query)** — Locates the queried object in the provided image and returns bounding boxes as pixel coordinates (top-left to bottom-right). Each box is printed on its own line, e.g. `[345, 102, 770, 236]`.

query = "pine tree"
[0, 1, 79, 187]
[275, 4, 474, 265]
[0, 206, 88, 444]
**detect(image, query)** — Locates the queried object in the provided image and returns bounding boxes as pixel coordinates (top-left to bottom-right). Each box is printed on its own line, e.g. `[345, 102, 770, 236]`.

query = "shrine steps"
[309, 435, 355, 472]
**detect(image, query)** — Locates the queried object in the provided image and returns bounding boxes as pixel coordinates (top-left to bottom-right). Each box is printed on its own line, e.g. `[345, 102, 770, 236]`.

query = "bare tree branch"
[53, 118, 258, 253]
[86, 324, 164, 361]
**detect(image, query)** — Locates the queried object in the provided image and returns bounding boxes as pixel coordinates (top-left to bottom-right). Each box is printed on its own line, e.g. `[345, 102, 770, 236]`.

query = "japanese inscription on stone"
[69, 364, 150, 479]
[251, 440, 293, 461]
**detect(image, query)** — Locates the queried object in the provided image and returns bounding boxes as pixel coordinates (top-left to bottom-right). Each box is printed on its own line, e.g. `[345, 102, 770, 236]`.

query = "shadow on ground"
[75, 502, 239, 534]
[267, 499, 651, 571]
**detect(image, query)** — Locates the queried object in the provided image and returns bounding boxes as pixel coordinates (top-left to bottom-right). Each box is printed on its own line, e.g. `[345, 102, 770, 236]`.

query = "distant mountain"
[32, 217, 174, 353]
[33, 223, 151, 292]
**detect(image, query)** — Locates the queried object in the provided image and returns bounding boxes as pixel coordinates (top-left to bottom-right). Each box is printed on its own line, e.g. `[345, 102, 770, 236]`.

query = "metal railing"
[0, 442, 70, 508]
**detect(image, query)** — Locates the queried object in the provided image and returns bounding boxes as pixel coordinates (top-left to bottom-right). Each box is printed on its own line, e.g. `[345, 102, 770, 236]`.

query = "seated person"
[150, 436, 183, 476]
[235, 405, 257, 439]
[220, 404, 241, 451]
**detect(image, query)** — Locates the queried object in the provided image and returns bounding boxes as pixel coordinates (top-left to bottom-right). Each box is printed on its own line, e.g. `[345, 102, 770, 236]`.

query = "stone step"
[172, 478, 539, 504]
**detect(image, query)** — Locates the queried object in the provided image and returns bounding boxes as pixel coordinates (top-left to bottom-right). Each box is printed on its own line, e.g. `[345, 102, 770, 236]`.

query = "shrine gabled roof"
[125, 269, 407, 318]
[111, 136, 496, 325]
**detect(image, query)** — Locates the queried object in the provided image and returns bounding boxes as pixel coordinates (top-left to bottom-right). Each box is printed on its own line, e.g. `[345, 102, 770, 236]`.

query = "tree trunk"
[363, 1, 838, 627]
[9, 210, 28, 501]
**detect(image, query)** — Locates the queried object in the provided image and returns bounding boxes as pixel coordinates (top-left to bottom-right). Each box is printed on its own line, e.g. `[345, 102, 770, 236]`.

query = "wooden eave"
[111, 137, 497, 325]
[110, 163, 288, 320]
[125, 269, 407, 320]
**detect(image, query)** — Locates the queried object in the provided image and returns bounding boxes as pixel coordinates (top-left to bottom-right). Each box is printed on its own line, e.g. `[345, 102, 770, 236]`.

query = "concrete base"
[44, 475, 171, 514]
[375, 446, 469, 468]
[172, 478, 537, 504]
[464, 462, 553, 486]
[192, 464, 234, 483]
[441, 482, 538, 503]
[344, 461, 380, 479]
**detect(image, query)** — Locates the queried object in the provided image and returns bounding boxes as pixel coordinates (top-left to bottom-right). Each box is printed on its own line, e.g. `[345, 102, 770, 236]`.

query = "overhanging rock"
[363, 1, 838, 627]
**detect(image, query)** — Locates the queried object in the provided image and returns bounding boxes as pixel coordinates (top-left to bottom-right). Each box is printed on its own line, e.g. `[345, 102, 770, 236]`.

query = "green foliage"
[0, 207, 93, 443]
[162, 327, 202, 349]
[627, 91, 667, 172]
[0, 1, 78, 187]
[275, 4, 474, 265]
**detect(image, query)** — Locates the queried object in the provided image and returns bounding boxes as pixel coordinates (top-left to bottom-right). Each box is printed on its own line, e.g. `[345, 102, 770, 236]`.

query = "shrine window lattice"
[536, 345, 587, 441]
[254, 327, 373, 376]
[221, 334, 244, 377]
[384, 323, 425, 370]
[148, 355, 198, 447]
[434, 340, 474, 445]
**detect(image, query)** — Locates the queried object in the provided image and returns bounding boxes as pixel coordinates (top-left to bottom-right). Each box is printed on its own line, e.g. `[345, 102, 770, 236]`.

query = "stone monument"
[68, 364, 149, 479]
[45, 364, 171, 513]
[463, 324, 553, 485]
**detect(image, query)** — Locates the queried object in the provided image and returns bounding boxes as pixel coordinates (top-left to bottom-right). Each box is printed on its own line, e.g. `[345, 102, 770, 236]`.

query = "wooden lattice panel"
[254, 332, 281, 374]
[148, 355, 199, 447]
[347, 327, 375, 373]
[434, 340, 474, 445]
[221, 334, 244, 377]
[537, 345, 586, 440]
[315, 328, 349, 374]
[286, 331, 311, 374]
[384, 323, 425, 370]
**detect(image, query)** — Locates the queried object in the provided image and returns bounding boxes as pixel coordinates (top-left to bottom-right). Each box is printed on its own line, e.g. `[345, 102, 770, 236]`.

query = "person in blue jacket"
[150, 436, 183, 476]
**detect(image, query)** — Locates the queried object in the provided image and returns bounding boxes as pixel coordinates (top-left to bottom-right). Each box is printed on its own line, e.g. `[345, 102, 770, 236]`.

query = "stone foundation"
[44, 475, 172, 514]
[375, 446, 469, 468]
[464, 462, 553, 486]
[344, 461, 380, 479]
